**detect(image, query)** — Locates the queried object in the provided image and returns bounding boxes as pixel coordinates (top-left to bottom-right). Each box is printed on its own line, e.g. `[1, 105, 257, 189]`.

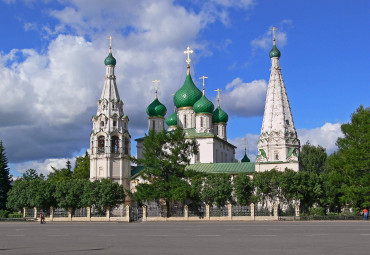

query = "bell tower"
[90, 37, 131, 189]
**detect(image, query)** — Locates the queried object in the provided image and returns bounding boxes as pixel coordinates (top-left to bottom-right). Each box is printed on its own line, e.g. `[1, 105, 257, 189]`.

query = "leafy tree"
[0, 141, 11, 210]
[73, 151, 90, 179]
[253, 170, 282, 205]
[53, 179, 89, 210]
[48, 161, 73, 182]
[325, 105, 370, 208]
[131, 127, 198, 214]
[233, 174, 253, 206]
[6, 180, 32, 210]
[300, 142, 327, 174]
[28, 180, 56, 210]
[21, 169, 45, 181]
[201, 174, 232, 207]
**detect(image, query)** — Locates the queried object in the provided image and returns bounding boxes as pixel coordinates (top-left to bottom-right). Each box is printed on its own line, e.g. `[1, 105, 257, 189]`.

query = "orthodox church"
[89, 30, 301, 189]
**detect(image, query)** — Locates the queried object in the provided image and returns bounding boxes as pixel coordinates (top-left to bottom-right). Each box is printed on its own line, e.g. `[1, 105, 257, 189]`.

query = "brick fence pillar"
[34, 207, 37, 219]
[68, 208, 72, 221]
[184, 205, 188, 220]
[274, 203, 279, 220]
[87, 206, 91, 221]
[142, 205, 147, 222]
[295, 203, 300, 217]
[126, 205, 130, 222]
[50, 206, 54, 222]
[206, 204, 210, 220]
[251, 203, 255, 221]
[228, 204, 232, 220]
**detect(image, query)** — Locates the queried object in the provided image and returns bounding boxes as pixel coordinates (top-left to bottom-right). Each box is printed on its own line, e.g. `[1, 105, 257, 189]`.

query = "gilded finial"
[214, 88, 222, 107]
[184, 46, 194, 74]
[199, 76, 208, 96]
[242, 137, 248, 154]
[270, 27, 277, 45]
[152, 80, 160, 98]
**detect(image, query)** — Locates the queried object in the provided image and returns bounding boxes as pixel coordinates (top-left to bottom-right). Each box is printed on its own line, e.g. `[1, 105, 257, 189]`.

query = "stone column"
[184, 205, 188, 220]
[34, 207, 37, 219]
[106, 207, 110, 221]
[142, 205, 147, 222]
[295, 203, 300, 217]
[87, 206, 91, 221]
[206, 204, 210, 220]
[251, 203, 255, 221]
[274, 204, 279, 220]
[126, 205, 130, 222]
[23, 208, 26, 218]
[228, 204, 232, 220]
[68, 208, 72, 221]
[50, 206, 54, 222]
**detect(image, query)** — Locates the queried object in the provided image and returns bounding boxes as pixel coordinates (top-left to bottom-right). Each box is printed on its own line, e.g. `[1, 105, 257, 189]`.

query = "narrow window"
[113, 120, 117, 127]
[100, 121, 104, 127]
[286, 120, 289, 125]
[111, 136, 119, 153]
[91, 141, 94, 154]
[152, 120, 155, 130]
[124, 138, 129, 154]
[200, 117, 203, 128]
[196, 151, 200, 162]
[184, 115, 187, 128]
[275, 152, 279, 160]
[98, 136, 105, 153]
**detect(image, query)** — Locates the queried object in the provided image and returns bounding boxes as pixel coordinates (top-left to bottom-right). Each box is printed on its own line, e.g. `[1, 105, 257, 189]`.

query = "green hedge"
[8, 212, 23, 218]
[0, 210, 10, 218]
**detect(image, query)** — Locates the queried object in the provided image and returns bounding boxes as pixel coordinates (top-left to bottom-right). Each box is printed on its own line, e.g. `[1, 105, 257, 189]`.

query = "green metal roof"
[269, 44, 281, 58]
[146, 98, 167, 117]
[131, 165, 144, 179]
[193, 95, 214, 114]
[166, 111, 177, 126]
[173, 74, 202, 108]
[241, 153, 250, 162]
[212, 106, 228, 123]
[186, 162, 255, 174]
[183, 128, 215, 138]
[104, 52, 116, 66]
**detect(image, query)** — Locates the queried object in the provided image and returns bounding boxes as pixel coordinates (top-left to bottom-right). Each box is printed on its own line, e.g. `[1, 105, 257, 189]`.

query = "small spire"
[199, 75, 208, 96]
[242, 137, 248, 154]
[214, 88, 222, 107]
[184, 46, 194, 75]
[270, 27, 277, 46]
[107, 36, 113, 53]
[152, 80, 160, 99]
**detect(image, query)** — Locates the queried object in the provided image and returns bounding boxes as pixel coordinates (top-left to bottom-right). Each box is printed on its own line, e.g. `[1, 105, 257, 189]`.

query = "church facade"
[89, 31, 300, 187]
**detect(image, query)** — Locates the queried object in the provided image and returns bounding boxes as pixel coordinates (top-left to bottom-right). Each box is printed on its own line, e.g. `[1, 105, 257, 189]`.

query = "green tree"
[131, 127, 198, 214]
[73, 151, 90, 179]
[201, 174, 232, 207]
[0, 141, 11, 210]
[233, 174, 253, 206]
[21, 169, 45, 181]
[6, 180, 31, 210]
[325, 105, 370, 208]
[300, 142, 327, 174]
[48, 161, 73, 182]
[253, 170, 282, 205]
[53, 179, 89, 210]
[28, 180, 56, 210]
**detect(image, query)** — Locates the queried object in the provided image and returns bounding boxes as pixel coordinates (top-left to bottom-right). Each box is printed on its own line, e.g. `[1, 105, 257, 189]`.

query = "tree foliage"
[0, 141, 11, 210]
[48, 161, 73, 182]
[202, 174, 232, 207]
[300, 142, 327, 174]
[73, 152, 90, 179]
[21, 169, 45, 181]
[233, 174, 253, 206]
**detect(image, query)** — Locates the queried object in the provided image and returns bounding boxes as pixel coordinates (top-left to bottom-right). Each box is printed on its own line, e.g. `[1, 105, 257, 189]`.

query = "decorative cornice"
[178, 106, 193, 111]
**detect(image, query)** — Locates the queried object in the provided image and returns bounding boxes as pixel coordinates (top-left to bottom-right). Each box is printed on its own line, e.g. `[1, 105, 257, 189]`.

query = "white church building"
[89, 31, 301, 188]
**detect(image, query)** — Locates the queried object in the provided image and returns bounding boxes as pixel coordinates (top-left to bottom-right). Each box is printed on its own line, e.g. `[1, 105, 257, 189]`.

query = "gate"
[129, 205, 143, 222]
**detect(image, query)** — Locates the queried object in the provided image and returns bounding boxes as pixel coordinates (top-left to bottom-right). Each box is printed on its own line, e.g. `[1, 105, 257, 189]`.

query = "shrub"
[8, 212, 23, 218]
[309, 207, 325, 216]
[0, 210, 10, 218]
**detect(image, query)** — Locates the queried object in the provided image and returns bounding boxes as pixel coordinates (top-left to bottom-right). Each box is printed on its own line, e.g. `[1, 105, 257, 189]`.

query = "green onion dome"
[146, 98, 167, 117]
[104, 52, 116, 66]
[269, 45, 281, 58]
[166, 111, 177, 126]
[241, 153, 250, 162]
[212, 106, 228, 123]
[173, 74, 202, 108]
[193, 95, 214, 114]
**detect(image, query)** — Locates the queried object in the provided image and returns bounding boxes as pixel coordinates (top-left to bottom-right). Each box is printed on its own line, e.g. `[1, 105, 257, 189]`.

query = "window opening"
[111, 136, 119, 153]
[98, 136, 105, 153]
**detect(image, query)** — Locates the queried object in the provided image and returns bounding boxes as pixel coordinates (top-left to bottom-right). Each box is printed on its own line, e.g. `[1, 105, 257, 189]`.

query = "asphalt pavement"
[0, 221, 369, 254]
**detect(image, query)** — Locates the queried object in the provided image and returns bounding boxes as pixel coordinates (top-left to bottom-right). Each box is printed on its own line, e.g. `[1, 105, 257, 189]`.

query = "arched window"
[91, 141, 94, 154]
[124, 138, 129, 155]
[274, 151, 279, 160]
[111, 136, 119, 153]
[100, 121, 104, 128]
[184, 115, 187, 128]
[200, 117, 203, 127]
[98, 136, 105, 153]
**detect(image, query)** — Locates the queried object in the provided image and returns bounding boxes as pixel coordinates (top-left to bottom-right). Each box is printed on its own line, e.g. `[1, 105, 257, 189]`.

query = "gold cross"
[214, 88, 222, 106]
[242, 137, 248, 153]
[152, 80, 160, 98]
[199, 75, 208, 95]
[184, 46, 194, 65]
[270, 27, 278, 41]
[107, 36, 113, 52]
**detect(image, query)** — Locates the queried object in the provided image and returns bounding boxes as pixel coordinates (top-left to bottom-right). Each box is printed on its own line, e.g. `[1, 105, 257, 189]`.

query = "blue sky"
[0, 0, 369, 176]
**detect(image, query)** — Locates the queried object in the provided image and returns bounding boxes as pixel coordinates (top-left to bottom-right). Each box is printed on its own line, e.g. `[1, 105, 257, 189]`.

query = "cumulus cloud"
[221, 78, 267, 117]
[228, 133, 259, 162]
[297, 122, 343, 154]
[14, 157, 76, 176]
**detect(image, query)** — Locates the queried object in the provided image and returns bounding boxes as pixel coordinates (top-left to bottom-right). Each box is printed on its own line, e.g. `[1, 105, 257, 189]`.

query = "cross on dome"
[184, 46, 194, 65]
[270, 27, 277, 45]
[199, 75, 208, 95]
[107, 36, 113, 52]
[242, 137, 248, 153]
[214, 88, 222, 106]
[152, 80, 160, 98]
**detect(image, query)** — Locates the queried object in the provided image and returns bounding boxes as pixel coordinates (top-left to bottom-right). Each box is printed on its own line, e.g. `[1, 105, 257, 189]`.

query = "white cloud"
[297, 122, 343, 154]
[14, 157, 76, 176]
[221, 78, 267, 117]
[229, 133, 259, 162]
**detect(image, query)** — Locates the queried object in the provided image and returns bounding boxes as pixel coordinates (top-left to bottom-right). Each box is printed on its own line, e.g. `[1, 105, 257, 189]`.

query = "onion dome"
[166, 111, 177, 126]
[146, 98, 167, 117]
[193, 95, 214, 114]
[173, 74, 202, 108]
[212, 106, 228, 123]
[269, 45, 281, 58]
[241, 153, 250, 162]
[104, 52, 116, 66]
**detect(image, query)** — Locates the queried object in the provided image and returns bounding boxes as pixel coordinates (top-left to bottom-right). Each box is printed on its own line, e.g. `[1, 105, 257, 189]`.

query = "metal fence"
[25, 208, 34, 218]
[255, 206, 273, 216]
[188, 204, 206, 218]
[37, 208, 50, 218]
[146, 202, 162, 217]
[278, 204, 295, 217]
[110, 205, 127, 217]
[54, 208, 68, 217]
[73, 208, 88, 217]
[210, 206, 228, 217]
[91, 207, 106, 217]
[232, 205, 251, 216]
[168, 203, 184, 217]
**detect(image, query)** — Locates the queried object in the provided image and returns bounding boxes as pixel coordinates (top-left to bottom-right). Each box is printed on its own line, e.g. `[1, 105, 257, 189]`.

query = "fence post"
[87, 206, 91, 221]
[126, 205, 130, 222]
[34, 207, 37, 219]
[106, 207, 110, 221]
[228, 204, 232, 220]
[274, 204, 279, 220]
[206, 204, 210, 220]
[184, 205, 188, 221]
[50, 206, 54, 222]
[142, 205, 147, 222]
[68, 208, 72, 221]
[295, 203, 300, 217]
[251, 203, 255, 221]
[23, 207, 26, 218]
